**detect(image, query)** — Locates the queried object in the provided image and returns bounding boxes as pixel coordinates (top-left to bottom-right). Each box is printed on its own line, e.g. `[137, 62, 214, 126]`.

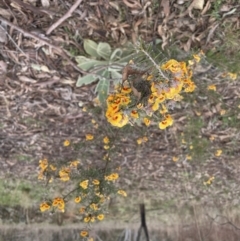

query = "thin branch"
[206, 214, 240, 230]
[46, 0, 83, 35]
[0, 16, 86, 74]
[11, 0, 56, 17]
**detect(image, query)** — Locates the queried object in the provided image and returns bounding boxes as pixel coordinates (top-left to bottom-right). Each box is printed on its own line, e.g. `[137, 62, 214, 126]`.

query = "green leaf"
[109, 69, 122, 81]
[76, 74, 98, 87]
[83, 39, 100, 58]
[97, 42, 112, 60]
[110, 48, 123, 61]
[75, 56, 107, 71]
[95, 78, 109, 105]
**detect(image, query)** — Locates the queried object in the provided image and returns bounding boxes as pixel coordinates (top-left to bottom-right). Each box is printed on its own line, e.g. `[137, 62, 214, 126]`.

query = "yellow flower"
[69, 160, 80, 168]
[104, 145, 110, 150]
[39, 158, 48, 170]
[208, 85, 216, 91]
[75, 196, 81, 203]
[88, 238, 94, 241]
[131, 110, 139, 119]
[80, 231, 88, 237]
[137, 138, 142, 145]
[79, 207, 85, 214]
[157, 94, 166, 104]
[204, 176, 214, 185]
[121, 85, 132, 94]
[159, 114, 173, 129]
[97, 214, 105, 221]
[50, 164, 57, 171]
[91, 119, 96, 124]
[80, 180, 89, 189]
[52, 197, 65, 212]
[159, 120, 168, 129]
[86, 134, 94, 140]
[228, 72, 237, 80]
[143, 117, 151, 127]
[40, 202, 51, 212]
[188, 60, 194, 66]
[193, 54, 201, 63]
[59, 167, 70, 182]
[63, 139, 70, 146]
[172, 156, 179, 162]
[165, 114, 173, 126]
[90, 216, 95, 222]
[147, 75, 153, 81]
[105, 173, 118, 181]
[110, 173, 119, 180]
[117, 190, 127, 197]
[151, 101, 159, 111]
[90, 203, 98, 210]
[186, 155, 192, 160]
[103, 136, 110, 144]
[92, 179, 100, 185]
[84, 216, 91, 223]
[38, 171, 44, 180]
[215, 149, 222, 157]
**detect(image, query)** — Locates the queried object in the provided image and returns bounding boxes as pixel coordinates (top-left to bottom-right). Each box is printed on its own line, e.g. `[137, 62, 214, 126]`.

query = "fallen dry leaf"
[41, 0, 50, 7]
[192, 0, 205, 10]
[161, 0, 170, 17]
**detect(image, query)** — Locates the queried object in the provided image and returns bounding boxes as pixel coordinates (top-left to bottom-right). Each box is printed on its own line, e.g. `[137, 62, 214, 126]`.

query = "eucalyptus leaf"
[31, 64, 41, 71]
[97, 42, 112, 60]
[95, 78, 109, 105]
[83, 39, 100, 58]
[75, 56, 107, 71]
[76, 74, 98, 87]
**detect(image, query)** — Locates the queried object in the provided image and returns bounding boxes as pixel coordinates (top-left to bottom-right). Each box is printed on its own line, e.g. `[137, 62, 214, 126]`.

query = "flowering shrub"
[37, 46, 206, 240]
[105, 51, 204, 129]
[38, 137, 127, 240]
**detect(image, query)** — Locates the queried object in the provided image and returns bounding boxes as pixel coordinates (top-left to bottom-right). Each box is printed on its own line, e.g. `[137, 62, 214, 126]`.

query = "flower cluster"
[38, 158, 80, 182]
[38, 157, 127, 240]
[105, 55, 200, 129]
[204, 176, 215, 185]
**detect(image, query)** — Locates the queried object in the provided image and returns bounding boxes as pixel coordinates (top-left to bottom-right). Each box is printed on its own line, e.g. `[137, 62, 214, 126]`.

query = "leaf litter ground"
[0, 0, 240, 239]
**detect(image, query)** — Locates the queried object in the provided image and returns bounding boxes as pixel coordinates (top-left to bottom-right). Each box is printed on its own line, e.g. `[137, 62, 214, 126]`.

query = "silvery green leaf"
[110, 48, 123, 61]
[83, 39, 100, 58]
[76, 74, 98, 87]
[75, 56, 106, 71]
[95, 78, 109, 105]
[109, 70, 122, 80]
[97, 42, 112, 60]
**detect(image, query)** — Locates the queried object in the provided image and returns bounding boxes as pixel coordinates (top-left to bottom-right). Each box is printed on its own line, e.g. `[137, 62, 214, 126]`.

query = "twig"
[206, 214, 240, 230]
[0, 25, 25, 55]
[138, 44, 168, 80]
[46, 0, 83, 35]
[11, 0, 56, 17]
[0, 16, 86, 74]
